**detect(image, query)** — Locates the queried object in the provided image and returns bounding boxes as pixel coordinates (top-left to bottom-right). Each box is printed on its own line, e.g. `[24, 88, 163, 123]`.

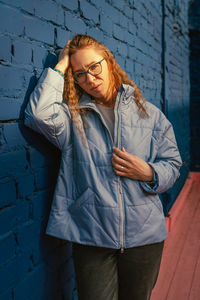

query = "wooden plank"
[166, 194, 200, 299]
[151, 178, 200, 300]
[189, 249, 200, 300]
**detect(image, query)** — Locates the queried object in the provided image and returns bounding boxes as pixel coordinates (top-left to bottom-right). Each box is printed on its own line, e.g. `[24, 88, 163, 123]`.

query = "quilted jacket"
[24, 68, 182, 250]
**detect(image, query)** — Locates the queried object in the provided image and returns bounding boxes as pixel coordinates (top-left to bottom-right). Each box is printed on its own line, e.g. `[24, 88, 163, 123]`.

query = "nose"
[86, 72, 95, 83]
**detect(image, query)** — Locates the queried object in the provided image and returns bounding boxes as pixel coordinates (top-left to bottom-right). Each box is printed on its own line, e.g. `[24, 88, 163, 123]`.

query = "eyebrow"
[73, 61, 97, 74]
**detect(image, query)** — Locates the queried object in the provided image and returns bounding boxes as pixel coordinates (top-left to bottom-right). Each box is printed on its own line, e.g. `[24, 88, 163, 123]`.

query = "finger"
[112, 153, 128, 168]
[113, 167, 128, 177]
[113, 147, 130, 161]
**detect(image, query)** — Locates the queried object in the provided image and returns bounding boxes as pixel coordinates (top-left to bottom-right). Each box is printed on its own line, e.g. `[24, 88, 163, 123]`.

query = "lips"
[91, 83, 101, 91]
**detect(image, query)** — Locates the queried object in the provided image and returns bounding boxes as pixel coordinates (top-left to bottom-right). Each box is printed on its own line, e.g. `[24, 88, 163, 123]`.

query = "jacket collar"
[78, 84, 135, 110]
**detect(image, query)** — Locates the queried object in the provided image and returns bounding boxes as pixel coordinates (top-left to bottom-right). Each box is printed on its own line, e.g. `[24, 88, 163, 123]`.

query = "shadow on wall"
[18, 52, 76, 299]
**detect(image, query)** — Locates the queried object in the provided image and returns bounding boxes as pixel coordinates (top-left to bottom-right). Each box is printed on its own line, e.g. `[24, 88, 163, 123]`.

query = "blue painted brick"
[0, 36, 11, 62]
[24, 15, 54, 45]
[29, 147, 54, 169]
[80, 1, 99, 24]
[65, 11, 87, 34]
[118, 42, 128, 58]
[0, 289, 12, 300]
[61, 0, 78, 10]
[0, 98, 22, 121]
[0, 150, 29, 179]
[7, 0, 35, 14]
[113, 24, 126, 42]
[35, 1, 64, 26]
[13, 40, 32, 65]
[0, 65, 24, 94]
[0, 179, 16, 208]
[32, 45, 48, 69]
[34, 167, 52, 190]
[125, 58, 134, 74]
[14, 265, 47, 300]
[86, 28, 104, 43]
[0, 257, 18, 294]
[3, 123, 28, 148]
[100, 14, 113, 35]
[102, 2, 119, 23]
[0, 4, 24, 35]
[0, 233, 16, 266]
[16, 221, 39, 251]
[56, 28, 71, 48]
[28, 189, 52, 220]
[0, 202, 29, 235]
[17, 174, 35, 198]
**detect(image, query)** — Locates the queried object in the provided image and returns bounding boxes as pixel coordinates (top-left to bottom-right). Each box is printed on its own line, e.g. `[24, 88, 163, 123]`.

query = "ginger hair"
[63, 34, 149, 122]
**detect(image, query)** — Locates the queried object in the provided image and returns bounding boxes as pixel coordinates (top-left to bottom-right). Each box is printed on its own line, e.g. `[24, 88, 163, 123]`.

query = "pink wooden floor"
[151, 172, 200, 300]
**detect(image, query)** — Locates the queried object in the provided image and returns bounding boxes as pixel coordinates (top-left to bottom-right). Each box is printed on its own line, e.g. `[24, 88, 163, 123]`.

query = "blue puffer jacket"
[24, 68, 182, 250]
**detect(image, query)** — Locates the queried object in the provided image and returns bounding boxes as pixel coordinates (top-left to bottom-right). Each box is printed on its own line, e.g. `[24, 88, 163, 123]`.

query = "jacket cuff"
[139, 166, 159, 194]
[38, 68, 64, 93]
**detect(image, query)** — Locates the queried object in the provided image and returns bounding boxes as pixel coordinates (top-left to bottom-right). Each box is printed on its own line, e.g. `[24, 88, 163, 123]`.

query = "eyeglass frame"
[73, 58, 105, 84]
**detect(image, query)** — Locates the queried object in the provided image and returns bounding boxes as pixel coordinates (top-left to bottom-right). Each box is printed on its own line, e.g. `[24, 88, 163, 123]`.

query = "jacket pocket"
[69, 187, 95, 213]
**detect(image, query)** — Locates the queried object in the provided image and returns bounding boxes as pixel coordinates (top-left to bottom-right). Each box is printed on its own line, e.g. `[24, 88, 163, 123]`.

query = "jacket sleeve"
[24, 68, 71, 150]
[140, 115, 182, 194]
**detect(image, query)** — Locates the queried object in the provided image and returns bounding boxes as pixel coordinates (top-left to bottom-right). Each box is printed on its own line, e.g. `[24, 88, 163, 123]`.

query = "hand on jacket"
[54, 40, 71, 74]
[112, 147, 154, 182]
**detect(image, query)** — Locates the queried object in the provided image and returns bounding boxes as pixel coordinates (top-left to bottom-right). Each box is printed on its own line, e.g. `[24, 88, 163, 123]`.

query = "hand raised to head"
[55, 40, 71, 74]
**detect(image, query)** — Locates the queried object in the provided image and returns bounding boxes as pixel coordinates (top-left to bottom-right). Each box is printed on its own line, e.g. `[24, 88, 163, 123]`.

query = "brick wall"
[0, 0, 190, 299]
[189, 0, 200, 171]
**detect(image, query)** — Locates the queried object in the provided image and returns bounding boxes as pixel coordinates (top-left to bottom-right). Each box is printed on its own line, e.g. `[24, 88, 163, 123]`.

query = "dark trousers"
[72, 241, 164, 300]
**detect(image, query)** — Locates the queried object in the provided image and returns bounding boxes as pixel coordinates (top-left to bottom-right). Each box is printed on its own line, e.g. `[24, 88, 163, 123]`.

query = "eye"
[90, 63, 99, 71]
[76, 72, 85, 79]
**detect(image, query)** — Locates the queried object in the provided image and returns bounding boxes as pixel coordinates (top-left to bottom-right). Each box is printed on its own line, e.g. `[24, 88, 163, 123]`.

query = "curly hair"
[63, 34, 148, 123]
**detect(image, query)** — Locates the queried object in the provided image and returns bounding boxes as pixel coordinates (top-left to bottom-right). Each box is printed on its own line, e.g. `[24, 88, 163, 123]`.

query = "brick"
[0, 4, 24, 35]
[34, 167, 52, 190]
[103, 36, 118, 55]
[32, 45, 48, 69]
[0, 289, 12, 300]
[113, 24, 126, 42]
[24, 15, 54, 45]
[16, 221, 39, 251]
[0, 36, 11, 62]
[65, 11, 87, 34]
[118, 42, 128, 58]
[0, 66, 30, 98]
[12, 40, 32, 64]
[86, 27, 104, 43]
[56, 27, 71, 48]
[0, 233, 16, 266]
[0, 149, 29, 179]
[0, 98, 22, 121]
[101, 2, 119, 23]
[100, 14, 113, 35]
[3, 122, 28, 147]
[125, 58, 134, 74]
[28, 189, 52, 220]
[0, 202, 29, 235]
[35, 0, 64, 25]
[17, 174, 35, 199]
[60, 0, 78, 10]
[29, 146, 55, 169]
[0, 179, 16, 208]
[13, 264, 47, 300]
[80, 0, 99, 24]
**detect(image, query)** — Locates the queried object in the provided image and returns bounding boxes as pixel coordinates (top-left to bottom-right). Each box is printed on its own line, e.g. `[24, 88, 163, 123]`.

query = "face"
[70, 47, 111, 105]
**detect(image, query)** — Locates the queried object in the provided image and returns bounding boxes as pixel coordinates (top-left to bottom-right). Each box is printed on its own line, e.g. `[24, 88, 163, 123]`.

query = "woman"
[24, 34, 182, 300]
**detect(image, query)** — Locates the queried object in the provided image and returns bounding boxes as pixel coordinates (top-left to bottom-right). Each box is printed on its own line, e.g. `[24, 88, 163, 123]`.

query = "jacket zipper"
[116, 91, 125, 253]
[79, 91, 125, 252]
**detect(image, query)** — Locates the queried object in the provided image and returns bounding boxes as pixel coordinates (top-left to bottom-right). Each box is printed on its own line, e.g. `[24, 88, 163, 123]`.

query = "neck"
[95, 89, 117, 108]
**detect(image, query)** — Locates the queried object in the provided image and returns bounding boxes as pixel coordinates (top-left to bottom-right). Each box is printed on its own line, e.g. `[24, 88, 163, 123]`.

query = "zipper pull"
[120, 247, 124, 254]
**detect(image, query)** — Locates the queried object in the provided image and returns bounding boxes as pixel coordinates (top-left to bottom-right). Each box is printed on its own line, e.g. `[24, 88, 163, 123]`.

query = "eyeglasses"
[73, 58, 105, 84]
